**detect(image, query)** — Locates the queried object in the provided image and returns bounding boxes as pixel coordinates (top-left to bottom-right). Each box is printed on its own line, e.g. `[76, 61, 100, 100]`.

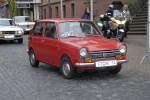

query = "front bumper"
[75, 60, 127, 67]
[24, 28, 31, 32]
[0, 35, 23, 40]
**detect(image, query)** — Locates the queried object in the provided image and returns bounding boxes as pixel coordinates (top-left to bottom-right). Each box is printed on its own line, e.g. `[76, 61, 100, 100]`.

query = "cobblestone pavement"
[0, 35, 150, 100]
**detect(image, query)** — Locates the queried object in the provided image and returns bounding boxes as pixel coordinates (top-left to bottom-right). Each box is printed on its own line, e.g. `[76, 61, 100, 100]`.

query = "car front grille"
[88, 50, 120, 59]
[3, 31, 16, 34]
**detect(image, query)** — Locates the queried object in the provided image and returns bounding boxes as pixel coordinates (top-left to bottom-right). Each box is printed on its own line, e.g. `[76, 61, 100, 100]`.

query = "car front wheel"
[109, 65, 122, 75]
[60, 57, 76, 79]
[18, 38, 23, 44]
[29, 50, 39, 67]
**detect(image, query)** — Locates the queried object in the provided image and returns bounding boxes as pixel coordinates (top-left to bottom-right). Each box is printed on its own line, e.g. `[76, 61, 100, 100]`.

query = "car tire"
[60, 57, 76, 79]
[18, 38, 23, 44]
[29, 49, 39, 68]
[109, 65, 122, 75]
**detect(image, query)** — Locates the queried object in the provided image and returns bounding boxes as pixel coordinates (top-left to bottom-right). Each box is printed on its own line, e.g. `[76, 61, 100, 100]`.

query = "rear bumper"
[75, 60, 127, 67]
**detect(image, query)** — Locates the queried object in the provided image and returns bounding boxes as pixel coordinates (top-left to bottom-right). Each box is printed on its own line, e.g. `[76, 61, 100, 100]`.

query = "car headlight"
[17, 30, 24, 35]
[80, 48, 88, 58]
[119, 45, 126, 54]
[0, 31, 3, 34]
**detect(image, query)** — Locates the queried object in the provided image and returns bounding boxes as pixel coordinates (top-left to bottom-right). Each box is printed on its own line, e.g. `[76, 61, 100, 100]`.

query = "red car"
[28, 18, 127, 79]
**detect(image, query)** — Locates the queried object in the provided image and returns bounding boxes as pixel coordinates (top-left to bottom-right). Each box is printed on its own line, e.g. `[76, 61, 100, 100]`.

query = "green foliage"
[125, 0, 147, 16]
[7, 0, 17, 17]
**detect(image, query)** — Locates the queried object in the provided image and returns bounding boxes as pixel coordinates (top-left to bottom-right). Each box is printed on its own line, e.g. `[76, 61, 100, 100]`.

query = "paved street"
[0, 35, 150, 100]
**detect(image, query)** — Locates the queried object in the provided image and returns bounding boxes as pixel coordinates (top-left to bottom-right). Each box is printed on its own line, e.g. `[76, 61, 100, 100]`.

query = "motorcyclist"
[123, 4, 132, 37]
[99, 13, 111, 37]
[106, 5, 114, 17]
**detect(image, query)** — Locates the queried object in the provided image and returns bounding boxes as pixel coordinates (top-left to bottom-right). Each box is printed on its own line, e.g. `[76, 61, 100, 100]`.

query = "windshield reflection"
[0, 20, 13, 26]
[59, 21, 101, 38]
[14, 16, 31, 23]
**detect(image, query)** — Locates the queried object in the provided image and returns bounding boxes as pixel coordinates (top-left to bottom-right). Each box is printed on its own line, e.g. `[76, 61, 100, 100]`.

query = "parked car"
[28, 18, 127, 79]
[13, 16, 35, 34]
[0, 18, 24, 43]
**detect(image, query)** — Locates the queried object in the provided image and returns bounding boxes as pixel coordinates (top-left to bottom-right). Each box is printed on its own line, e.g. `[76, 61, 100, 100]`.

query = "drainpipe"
[60, 0, 63, 18]
[148, 0, 150, 52]
[90, 0, 93, 21]
[48, 0, 51, 18]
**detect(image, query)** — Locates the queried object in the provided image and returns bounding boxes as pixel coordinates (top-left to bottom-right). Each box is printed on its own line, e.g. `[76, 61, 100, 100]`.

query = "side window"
[32, 22, 43, 36]
[45, 22, 56, 38]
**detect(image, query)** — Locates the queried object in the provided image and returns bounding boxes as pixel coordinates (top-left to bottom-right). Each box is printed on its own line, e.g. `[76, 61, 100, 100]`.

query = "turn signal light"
[116, 54, 125, 60]
[84, 58, 94, 63]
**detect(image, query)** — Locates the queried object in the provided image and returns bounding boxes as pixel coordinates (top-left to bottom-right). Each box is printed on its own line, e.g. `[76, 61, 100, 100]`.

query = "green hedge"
[7, 0, 17, 17]
[125, 0, 147, 16]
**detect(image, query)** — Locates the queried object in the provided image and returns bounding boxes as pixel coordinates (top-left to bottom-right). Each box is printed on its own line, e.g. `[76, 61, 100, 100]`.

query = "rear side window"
[44, 22, 56, 38]
[32, 22, 44, 36]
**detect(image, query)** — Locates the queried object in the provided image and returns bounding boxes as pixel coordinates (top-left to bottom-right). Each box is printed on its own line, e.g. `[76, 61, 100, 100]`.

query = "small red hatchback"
[28, 18, 127, 79]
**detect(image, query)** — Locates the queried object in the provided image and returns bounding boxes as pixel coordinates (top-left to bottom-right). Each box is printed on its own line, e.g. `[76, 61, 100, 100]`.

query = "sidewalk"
[123, 35, 150, 74]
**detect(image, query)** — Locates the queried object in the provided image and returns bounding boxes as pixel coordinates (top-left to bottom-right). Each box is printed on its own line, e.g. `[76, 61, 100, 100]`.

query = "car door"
[30, 22, 45, 61]
[41, 22, 60, 66]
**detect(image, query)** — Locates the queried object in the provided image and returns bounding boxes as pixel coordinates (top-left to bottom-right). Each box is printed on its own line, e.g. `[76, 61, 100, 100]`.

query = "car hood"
[62, 36, 122, 51]
[16, 22, 35, 26]
[0, 26, 23, 31]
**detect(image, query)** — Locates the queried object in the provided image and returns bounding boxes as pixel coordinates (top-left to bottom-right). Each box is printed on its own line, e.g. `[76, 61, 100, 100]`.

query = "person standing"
[82, 7, 91, 20]
[123, 4, 132, 37]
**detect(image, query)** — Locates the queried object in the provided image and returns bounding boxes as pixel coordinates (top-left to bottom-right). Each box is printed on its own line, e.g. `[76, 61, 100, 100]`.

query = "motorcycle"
[110, 10, 127, 42]
[97, 14, 112, 39]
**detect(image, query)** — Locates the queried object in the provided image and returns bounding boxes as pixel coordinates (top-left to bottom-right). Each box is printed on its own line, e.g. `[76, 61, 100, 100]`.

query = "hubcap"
[30, 52, 35, 65]
[62, 62, 71, 76]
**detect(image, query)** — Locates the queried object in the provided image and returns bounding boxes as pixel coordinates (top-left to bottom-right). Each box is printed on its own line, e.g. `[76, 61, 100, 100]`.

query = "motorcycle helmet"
[109, 4, 114, 9]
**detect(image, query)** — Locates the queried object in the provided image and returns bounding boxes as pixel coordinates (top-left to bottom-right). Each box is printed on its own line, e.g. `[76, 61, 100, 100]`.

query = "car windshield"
[59, 21, 101, 38]
[0, 19, 13, 26]
[15, 16, 31, 23]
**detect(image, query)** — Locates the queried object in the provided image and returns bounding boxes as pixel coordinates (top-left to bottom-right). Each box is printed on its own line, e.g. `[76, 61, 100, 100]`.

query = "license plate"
[4, 35, 14, 39]
[96, 60, 117, 68]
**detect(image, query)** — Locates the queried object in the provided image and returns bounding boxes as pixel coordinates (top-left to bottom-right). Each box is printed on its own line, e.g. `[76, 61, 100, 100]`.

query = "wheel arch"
[28, 47, 34, 54]
[59, 54, 73, 67]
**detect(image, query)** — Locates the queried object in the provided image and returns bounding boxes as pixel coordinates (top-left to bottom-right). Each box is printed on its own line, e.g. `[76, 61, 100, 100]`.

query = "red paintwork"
[28, 18, 125, 69]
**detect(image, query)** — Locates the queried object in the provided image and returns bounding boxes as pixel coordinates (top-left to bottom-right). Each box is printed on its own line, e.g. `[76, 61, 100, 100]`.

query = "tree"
[7, 0, 17, 17]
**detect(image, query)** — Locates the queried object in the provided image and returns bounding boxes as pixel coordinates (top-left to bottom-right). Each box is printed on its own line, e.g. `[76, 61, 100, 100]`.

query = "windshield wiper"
[86, 34, 100, 37]
[66, 36, 78, 38]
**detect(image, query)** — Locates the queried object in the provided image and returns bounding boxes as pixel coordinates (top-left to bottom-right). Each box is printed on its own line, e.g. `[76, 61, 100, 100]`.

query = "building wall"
[0, 0, 5, 5]
[16, 0, 41, 20]
[39, 0, 126, 19]
[0, 0, 8, 18]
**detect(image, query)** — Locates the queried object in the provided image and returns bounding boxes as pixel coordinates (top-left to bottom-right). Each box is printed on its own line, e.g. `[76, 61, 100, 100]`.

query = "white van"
[13, 16, 35, 34]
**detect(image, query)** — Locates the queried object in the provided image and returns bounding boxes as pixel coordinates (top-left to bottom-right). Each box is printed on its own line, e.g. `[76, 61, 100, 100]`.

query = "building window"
[44, 8, 46, 19]
[55, 6, 59, 18]
[39, 7, 43, 19]
[71, 3, 75, 17]
[63, 5, 66, 18]
[49, 7, 52, 18]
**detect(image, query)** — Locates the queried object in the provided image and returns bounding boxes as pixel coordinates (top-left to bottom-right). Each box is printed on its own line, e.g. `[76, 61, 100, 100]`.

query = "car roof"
[37, 18, 90, 23]
[13, 16, 29, 18]
[0, 18, 12, 20]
